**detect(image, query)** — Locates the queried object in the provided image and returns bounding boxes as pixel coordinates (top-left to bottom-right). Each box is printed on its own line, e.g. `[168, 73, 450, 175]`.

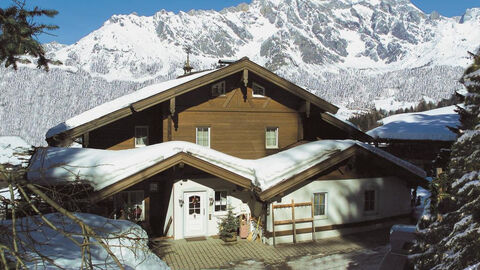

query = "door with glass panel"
[183, 191, 207, 237]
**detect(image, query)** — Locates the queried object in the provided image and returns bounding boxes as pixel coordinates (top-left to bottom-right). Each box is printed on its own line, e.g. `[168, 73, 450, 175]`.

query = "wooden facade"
[84, 67, 370, 158]
[41, 58, 427, 241]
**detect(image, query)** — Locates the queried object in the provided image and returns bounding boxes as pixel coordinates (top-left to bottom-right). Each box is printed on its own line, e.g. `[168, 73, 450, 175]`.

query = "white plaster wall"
[168, 178, 253, 239]
[265, 177, 412, 245]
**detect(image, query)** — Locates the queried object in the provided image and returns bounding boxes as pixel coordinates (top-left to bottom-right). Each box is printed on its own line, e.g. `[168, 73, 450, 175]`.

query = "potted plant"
[219, 208, 239, 242]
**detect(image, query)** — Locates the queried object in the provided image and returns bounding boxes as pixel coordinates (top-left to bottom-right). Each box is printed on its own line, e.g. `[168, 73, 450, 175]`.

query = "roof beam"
[49, 57, 339, 144]
[90, 152, 253, 202]
[258, 146, 358, 201]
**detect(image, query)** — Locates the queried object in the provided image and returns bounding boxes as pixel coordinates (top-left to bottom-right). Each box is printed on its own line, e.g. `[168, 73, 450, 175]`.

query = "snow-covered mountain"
[1, 0, 480, 145]
[52, 0, 480, 80]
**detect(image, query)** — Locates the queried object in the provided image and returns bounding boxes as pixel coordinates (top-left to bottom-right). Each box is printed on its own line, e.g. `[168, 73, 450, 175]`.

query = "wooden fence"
[271, 199, 315, 246]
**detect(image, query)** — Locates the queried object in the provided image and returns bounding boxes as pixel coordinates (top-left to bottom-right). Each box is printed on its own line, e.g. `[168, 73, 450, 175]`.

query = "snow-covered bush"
[0, 213, 170, 269]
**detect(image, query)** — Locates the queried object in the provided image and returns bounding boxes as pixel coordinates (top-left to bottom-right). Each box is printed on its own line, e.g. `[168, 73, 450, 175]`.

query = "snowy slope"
[367, 105, 460, 141]
[0, 213, 170, 269]
[1, 0, 479, 145]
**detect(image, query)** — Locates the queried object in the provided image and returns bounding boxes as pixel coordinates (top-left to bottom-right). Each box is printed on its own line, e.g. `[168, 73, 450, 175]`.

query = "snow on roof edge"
[355, 142, 427, 179]
[28, 140, 427, 194]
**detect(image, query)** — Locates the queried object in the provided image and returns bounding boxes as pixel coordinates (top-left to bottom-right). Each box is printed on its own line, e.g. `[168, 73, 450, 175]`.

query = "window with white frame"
[252, 82, 265, 97]
[364, 190, 376, 212]
[265, 127, 278, 149]
[313, 192, 327, 217]
[214, 191, 227, 212]
[135, 126, 149, 147]
[196, 127, 210, 148]
[114, 190, 145, 221]
[211, 81, 226, 97]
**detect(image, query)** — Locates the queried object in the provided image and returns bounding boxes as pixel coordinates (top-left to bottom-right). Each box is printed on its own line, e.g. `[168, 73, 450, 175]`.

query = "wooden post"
[83, 132, 89, 148]
[243, 69, 248, 87]
[168, 97, 176, 140]
[291, 199, 296, 244]
[311, 199, 315, 242]
[271, 203, 276, 247]
[306, 101, 311, 118]
[167, 115, 172, 141]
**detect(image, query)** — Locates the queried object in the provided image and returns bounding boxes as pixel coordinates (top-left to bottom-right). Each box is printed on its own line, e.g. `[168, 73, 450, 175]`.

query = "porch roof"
[27, 140, 427, 202]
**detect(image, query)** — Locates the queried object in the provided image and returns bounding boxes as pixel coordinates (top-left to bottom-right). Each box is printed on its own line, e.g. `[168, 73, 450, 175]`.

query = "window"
[211, 81, 226, 97]
[364, 190, 376, 212]
[149, 183, 158, 192]
[135, 126, 149, 147]
[313, 192, 327, 216]
[252, 82, 265, 97]
[265, 127, 278, 149]
[214, 191, 227, 212]
[196, 127, 210, 148]
[114, 190, 145, 221]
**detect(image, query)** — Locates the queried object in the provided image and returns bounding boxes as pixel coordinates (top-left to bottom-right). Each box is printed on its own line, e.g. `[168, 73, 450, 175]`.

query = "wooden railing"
[271, 199, 315, 246]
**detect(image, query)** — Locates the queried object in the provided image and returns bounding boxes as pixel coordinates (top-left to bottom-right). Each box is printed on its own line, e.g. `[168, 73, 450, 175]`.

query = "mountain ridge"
[1, 0, 479, 146]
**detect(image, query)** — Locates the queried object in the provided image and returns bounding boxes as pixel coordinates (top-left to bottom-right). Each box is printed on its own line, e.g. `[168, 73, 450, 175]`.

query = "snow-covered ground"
[367, 105, 460, 141]
[228, 245, 388, 270]
[0, 213, 170, 269]
[0, 136, 32, 167]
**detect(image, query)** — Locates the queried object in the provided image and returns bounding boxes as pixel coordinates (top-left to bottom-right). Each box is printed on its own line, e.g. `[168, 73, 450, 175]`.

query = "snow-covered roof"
[367, 105, 460, 141]
[28, 140, 426, 193]
[46, 70, 215, 139]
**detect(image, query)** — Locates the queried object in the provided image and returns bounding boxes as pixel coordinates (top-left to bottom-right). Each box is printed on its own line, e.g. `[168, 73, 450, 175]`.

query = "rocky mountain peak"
[460, 7, 480, 23]
[1, 0, 479, 145]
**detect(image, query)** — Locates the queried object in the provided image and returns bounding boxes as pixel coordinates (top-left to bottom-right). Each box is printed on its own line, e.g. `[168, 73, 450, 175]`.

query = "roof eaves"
[258, 145, 357, 201]
[320, 113, 373, 142]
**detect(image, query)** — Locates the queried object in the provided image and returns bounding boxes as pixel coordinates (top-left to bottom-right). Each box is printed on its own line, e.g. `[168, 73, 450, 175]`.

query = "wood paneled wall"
[88, 105, 163, 150]
[87, 71, 317, 158]
[162, 74, 305, 158]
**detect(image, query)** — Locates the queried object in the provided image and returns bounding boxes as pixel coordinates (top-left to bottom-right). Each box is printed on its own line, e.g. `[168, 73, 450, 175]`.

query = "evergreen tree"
[412, 50, 480, 269]
[0, 1, 58, 70]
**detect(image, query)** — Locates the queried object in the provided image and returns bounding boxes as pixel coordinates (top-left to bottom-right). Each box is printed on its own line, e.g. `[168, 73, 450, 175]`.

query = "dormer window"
[211, 81, 226, 97]
[252, 82, 265, 97]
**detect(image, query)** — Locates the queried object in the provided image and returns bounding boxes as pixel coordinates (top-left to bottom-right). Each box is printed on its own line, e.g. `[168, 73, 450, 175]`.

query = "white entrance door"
[184, 191, 207, 238]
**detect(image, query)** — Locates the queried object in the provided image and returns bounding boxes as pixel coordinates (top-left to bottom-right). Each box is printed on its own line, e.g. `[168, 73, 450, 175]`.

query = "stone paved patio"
[151, 229, 389, 270]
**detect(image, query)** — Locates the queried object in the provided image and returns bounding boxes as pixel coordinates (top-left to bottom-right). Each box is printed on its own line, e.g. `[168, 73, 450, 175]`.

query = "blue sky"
[9, 0, 479, 44]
